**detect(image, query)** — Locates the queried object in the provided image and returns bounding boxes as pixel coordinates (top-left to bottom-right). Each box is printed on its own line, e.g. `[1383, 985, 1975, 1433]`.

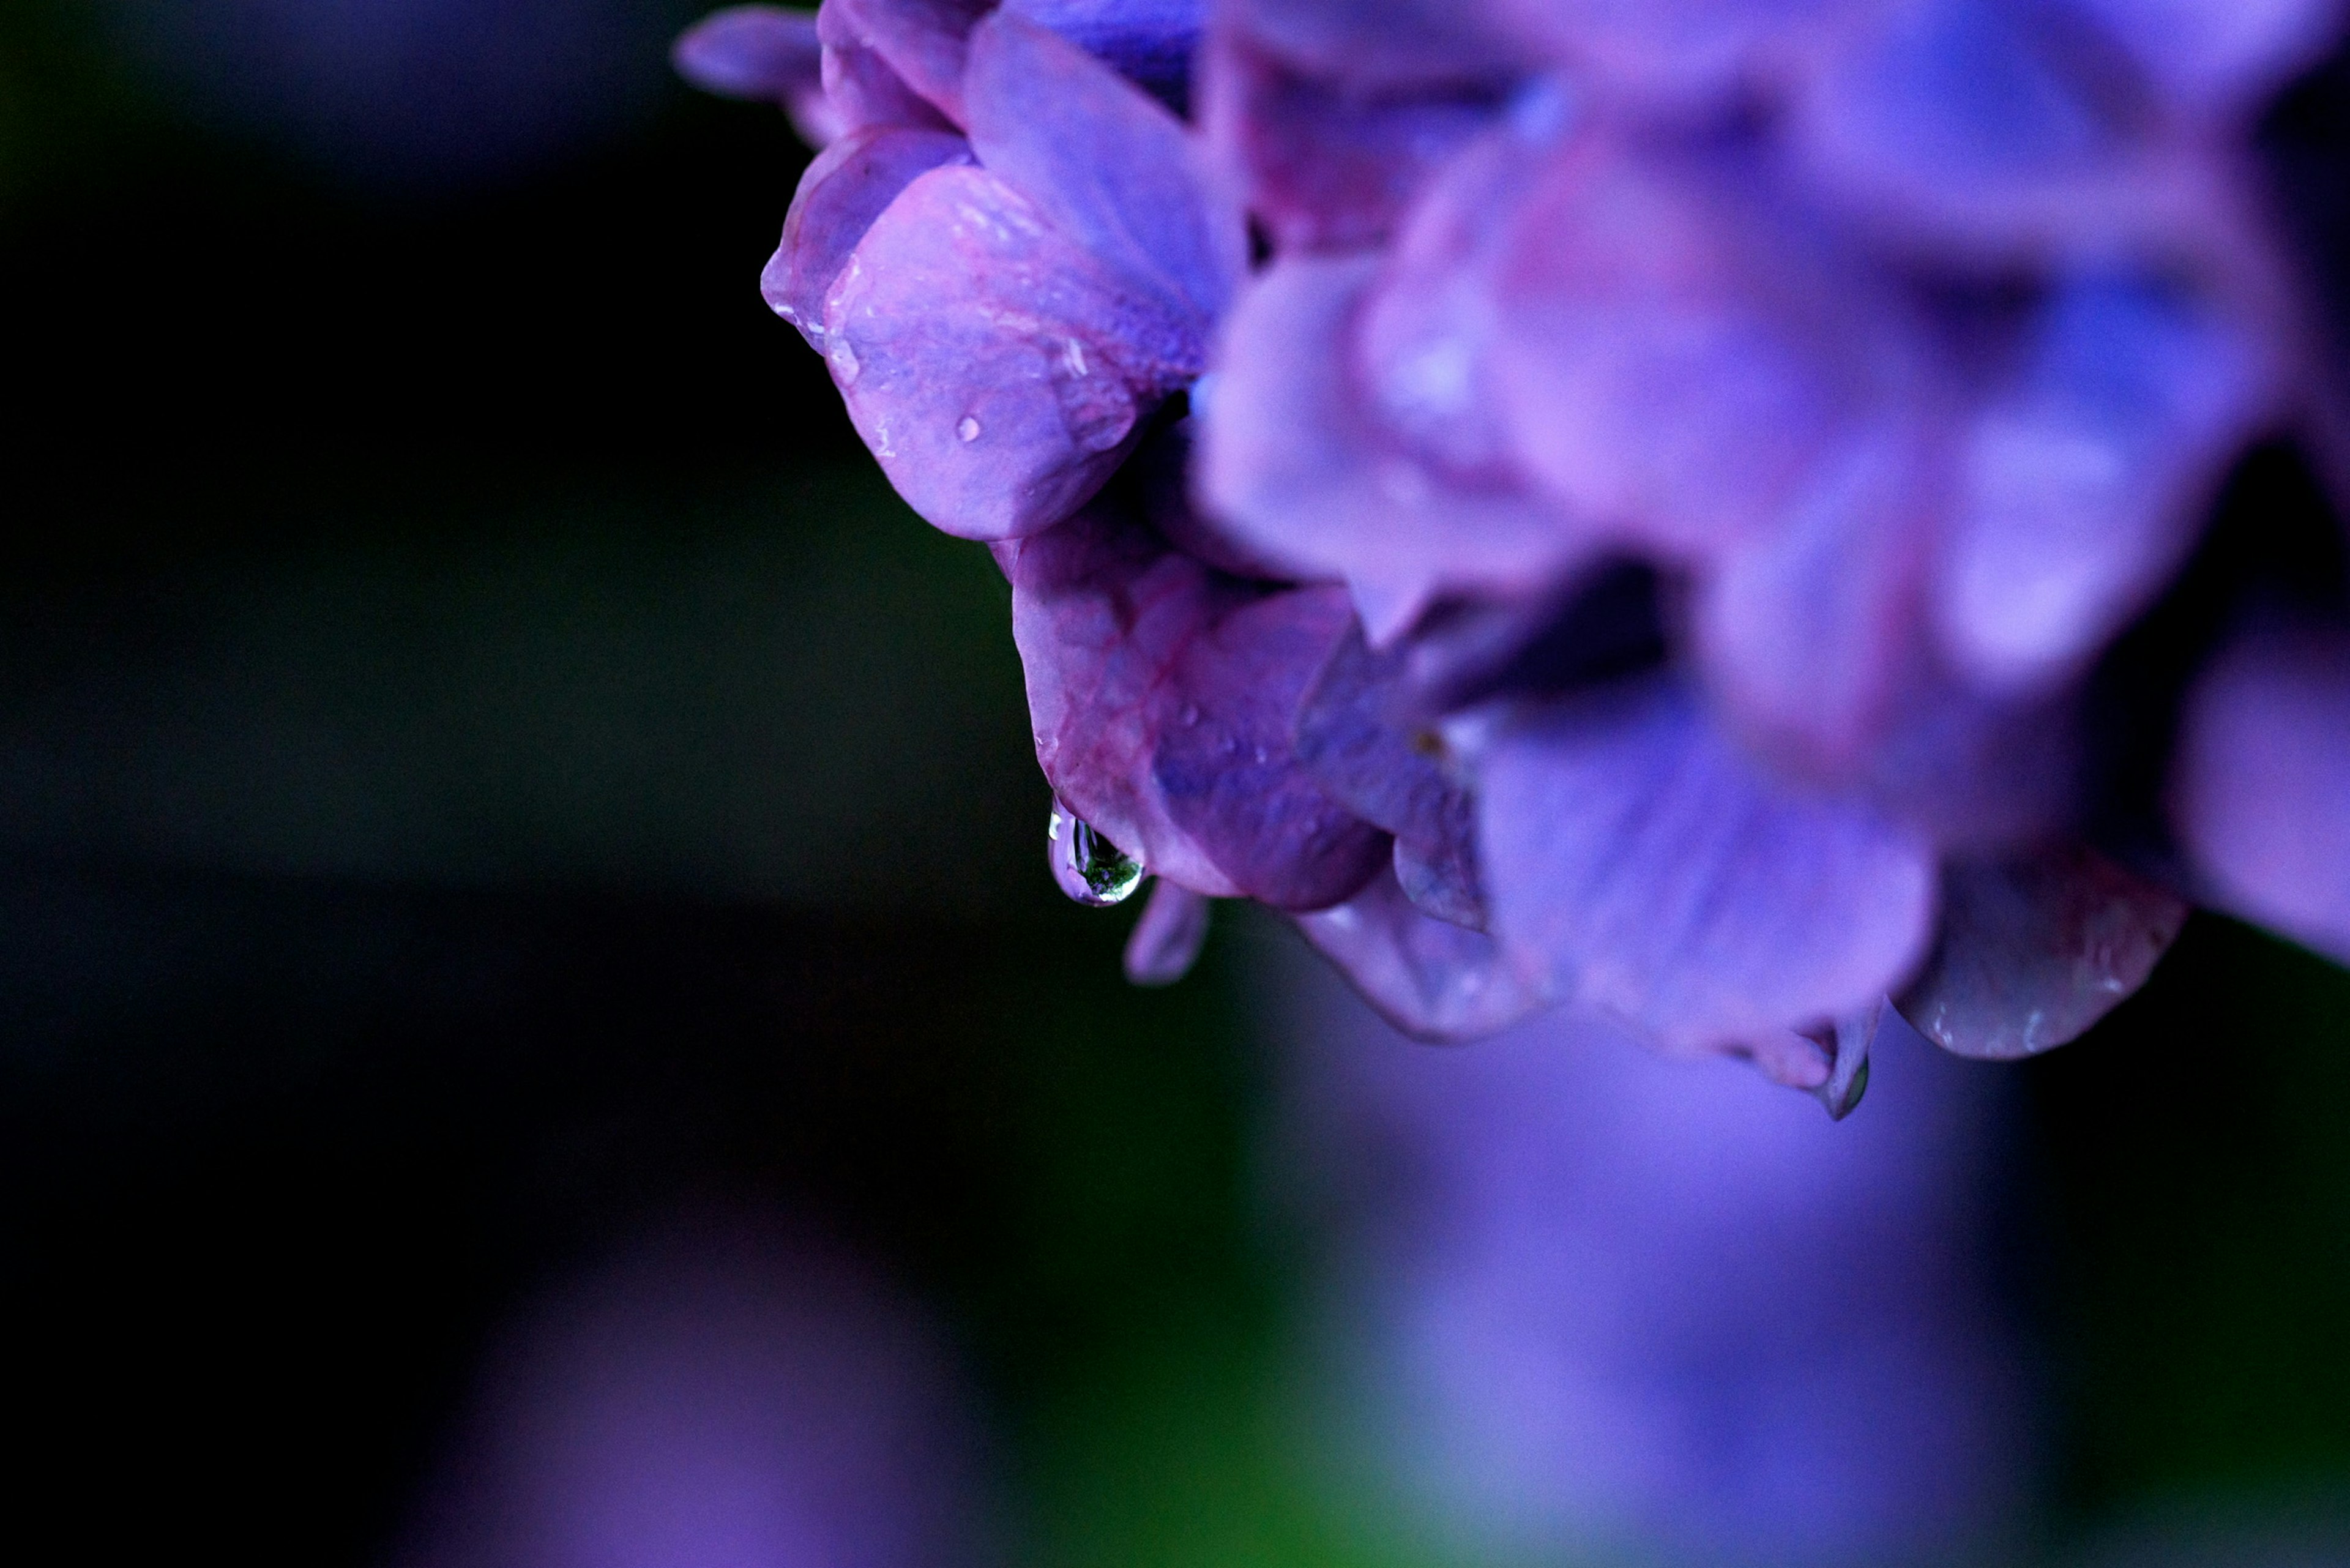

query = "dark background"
[3, 4, 2349, 1562]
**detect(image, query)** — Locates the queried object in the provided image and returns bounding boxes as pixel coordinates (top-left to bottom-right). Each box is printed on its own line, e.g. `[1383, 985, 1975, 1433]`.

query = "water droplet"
[957, 416, 982, 443]
[1047, 796, 1146, 906]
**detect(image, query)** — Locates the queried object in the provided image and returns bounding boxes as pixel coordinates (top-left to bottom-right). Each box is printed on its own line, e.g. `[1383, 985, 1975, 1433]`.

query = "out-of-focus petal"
[822, 165, 1201, 539]
[1488, 0, 1854, 104]
[675, 5, 822, 99]
[1294, 624, 1486, 927]
[2173, 627, 2350, 961]
[1479, 676, 1938, 1048]
[1488, 138, 1914, 561]
[1696, 419, 1934, 772]
[1199, 27, 1510, 255]
[1216, 0, 1528, 85]
[819, 29, 957, 133]
[1894, 843, 2188, 1059]
[1789, 0, 2157, 255]
[1294, 864, 1550, 1041]
[1935, 275, 2274, 695]
[1125, 878, 1214, 984]
[1002, 0, 1204, 108]
[966, 12, 1244, 333]
[764, 124, 973, 346]
[1007, 503, 1390, 906]
[1200, 254, 1591, 640]
[818, 0, 990, 125]
[2070, 0, 2345, 118]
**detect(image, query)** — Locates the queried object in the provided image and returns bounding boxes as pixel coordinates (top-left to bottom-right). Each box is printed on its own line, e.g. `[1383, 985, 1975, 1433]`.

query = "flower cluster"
[677, 0, 2350, 1111]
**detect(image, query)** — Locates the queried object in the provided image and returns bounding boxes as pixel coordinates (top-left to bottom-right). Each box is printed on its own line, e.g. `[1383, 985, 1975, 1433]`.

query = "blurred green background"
[2, 4, 2348, 1564]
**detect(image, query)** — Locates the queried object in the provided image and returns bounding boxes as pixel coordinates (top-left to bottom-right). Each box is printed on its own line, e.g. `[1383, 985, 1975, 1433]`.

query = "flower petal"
[822, 165, 1201, 539]
[1479, 676, 1938, 1048]
[2173, 626, 2350, 962]
[1154, 586, 1397, 909]
[1125, 878, 1214, 985]
[1199, 254, 1590, 640]
[676, 5, 834, 135]
[1001, 0, 1205, 110]
[763, 124, 973, 346]
[1199, 27, 1510, 255]
[1934, 275, 2274, 695]
[1893, 843, 2189, 1059]
[817, 0, 990, 126]
[966, 11, 1244, 332]
[1294, 624, 1486, 927]
[1006, 502, 1390, 907]
[1294, 864, 1550, 1042]
[1488, 138, 1914, 561]
[2070, 0, 2344, 117]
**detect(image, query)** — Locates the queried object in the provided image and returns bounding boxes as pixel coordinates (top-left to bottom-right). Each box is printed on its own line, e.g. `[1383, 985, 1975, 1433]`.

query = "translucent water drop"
[1048, 796, 1146, 906]
[957, 416, 982, 443]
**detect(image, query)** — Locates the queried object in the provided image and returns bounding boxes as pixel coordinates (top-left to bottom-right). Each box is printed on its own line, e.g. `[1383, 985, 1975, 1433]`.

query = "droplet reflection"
[1048, 796, 1146, 906]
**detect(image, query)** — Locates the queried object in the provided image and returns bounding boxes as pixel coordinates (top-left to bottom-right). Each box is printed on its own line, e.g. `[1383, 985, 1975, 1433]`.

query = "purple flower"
[390, 1222, 992, 1568]
[679, 1, 2350, 1109]
[1271, 943, 2034, 1564]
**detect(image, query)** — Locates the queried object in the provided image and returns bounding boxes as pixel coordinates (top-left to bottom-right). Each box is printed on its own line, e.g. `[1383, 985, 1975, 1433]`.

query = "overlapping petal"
[1293, 865, 1549, 1041]
[1894, 843, 2189, 1058]
[1005, 501, 1390, 907]
[1478, 676, 1938, 1048]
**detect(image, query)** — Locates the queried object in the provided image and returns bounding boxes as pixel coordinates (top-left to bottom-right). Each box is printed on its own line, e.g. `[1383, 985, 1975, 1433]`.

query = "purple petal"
[2173, 627, 2350, 962]
[1214, 0, 1528, 86]
[1294, 624, 1485, 927]
[1934, 275, 2274, 695]
[966, 12, 1244, 333]
[1487, 139, 1912, 563]
[1125, 878, 1214, 985]
[763, 124, 973, 346]
[1153, 586, 1397, 909]
[1487, 0, 1853, 103]
[822, 165, 1201, 539]
[818, 29, 957, 134]
[1894, 843, 2189, 1060]
[1001, 0, 1204, 108]
[817, 0, 990, 126]
[1788, 0, 2155, 252]
[1479, 676, 1938, 1048]
[1695, 419, 1932, 773]
[2070, 0, 2344, 116]
[1199, 27, 1509, 255]
[1294, 864, 1550, 1042]
[1006, 502, 1389, 906]
[675, 6, 832, 131]
[1199, 254, 1591, 641]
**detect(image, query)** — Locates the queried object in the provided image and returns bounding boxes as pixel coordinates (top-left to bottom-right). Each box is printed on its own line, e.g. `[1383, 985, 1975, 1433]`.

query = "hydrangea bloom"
[678, 0, 2350, 1110]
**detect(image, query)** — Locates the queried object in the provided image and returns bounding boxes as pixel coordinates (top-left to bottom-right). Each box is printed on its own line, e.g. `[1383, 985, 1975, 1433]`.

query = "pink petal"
[1894, 843, 2189, 1059]
[2173, 627, 2350, 962]
[966, 12, 1244, 330]
[763, 124, 973, 346]
[1294, 864, 1551, 1042]
[822, 165, 1201, 539]
[1479, 676, 1938, 1048]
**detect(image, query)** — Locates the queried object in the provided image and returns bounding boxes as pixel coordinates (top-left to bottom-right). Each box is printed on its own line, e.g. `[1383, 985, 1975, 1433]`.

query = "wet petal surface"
[1294, 865, 1550, 1041]
[1895, 843, 2188, 1059]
